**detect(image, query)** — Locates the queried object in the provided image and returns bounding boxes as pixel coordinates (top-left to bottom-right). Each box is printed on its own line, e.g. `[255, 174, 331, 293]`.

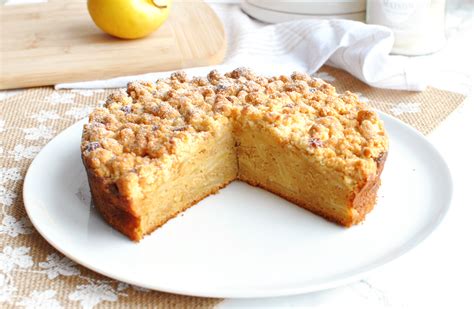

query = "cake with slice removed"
[81, 68, 388, 241]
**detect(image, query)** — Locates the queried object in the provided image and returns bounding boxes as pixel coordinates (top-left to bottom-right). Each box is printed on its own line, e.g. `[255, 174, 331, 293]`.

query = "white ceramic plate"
[241, 1, 366, 24]
[246, 0, 366, 15]
[24, 112, 452, 298]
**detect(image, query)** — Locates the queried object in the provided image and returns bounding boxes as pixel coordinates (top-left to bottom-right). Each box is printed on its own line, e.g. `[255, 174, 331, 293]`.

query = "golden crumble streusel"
[81, 68, 388, 186]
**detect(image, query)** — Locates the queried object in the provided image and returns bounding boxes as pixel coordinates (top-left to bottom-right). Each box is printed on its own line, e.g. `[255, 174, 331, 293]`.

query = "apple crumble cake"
[81, 68, 388, 241]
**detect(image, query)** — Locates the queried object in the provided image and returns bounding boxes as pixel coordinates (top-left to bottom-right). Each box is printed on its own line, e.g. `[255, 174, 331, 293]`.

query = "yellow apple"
[87, 0, 172, 39]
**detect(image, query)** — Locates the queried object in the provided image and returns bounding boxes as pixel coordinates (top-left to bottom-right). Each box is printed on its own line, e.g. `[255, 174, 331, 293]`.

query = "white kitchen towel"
[56, 4, 427, 91]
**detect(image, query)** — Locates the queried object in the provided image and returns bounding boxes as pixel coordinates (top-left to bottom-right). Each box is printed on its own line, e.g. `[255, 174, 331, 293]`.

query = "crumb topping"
[82, 68, 388, 187]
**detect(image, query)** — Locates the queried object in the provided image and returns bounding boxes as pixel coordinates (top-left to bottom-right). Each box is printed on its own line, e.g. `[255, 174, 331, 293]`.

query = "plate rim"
[23, 111, 453, 298]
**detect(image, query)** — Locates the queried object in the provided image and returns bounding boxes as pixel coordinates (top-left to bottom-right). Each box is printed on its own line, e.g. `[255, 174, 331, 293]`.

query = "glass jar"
[366, 0, 446, 56]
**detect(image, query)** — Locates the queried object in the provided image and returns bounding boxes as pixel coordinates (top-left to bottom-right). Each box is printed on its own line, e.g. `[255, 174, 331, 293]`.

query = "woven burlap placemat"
[0, 67, 466, 308]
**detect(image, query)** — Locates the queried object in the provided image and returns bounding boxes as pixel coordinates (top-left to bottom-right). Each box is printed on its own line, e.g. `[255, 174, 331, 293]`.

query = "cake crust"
[84, 163, 140, 240]
[81, 68, 389, 241]
[350, 151, 387, 224]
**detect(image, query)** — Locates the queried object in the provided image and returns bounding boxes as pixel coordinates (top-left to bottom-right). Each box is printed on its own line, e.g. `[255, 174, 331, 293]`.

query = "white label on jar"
[369, 0, 431, 30]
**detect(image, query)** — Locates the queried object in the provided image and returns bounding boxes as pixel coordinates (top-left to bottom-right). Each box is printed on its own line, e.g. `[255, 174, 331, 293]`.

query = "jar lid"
[241, 1, 366, 23]
[246, 0, 366, 15]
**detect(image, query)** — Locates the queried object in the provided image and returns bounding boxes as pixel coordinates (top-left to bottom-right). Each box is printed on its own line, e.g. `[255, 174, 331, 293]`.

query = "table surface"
[1, 1, 472, 308]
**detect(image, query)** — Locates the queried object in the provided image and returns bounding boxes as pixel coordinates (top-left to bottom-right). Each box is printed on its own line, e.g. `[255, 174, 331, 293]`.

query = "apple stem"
[152, 0, 167, 9]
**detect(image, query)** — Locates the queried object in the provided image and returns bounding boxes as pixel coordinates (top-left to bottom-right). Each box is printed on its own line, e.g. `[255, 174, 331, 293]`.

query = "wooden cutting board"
[0, 0, 226, 89]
